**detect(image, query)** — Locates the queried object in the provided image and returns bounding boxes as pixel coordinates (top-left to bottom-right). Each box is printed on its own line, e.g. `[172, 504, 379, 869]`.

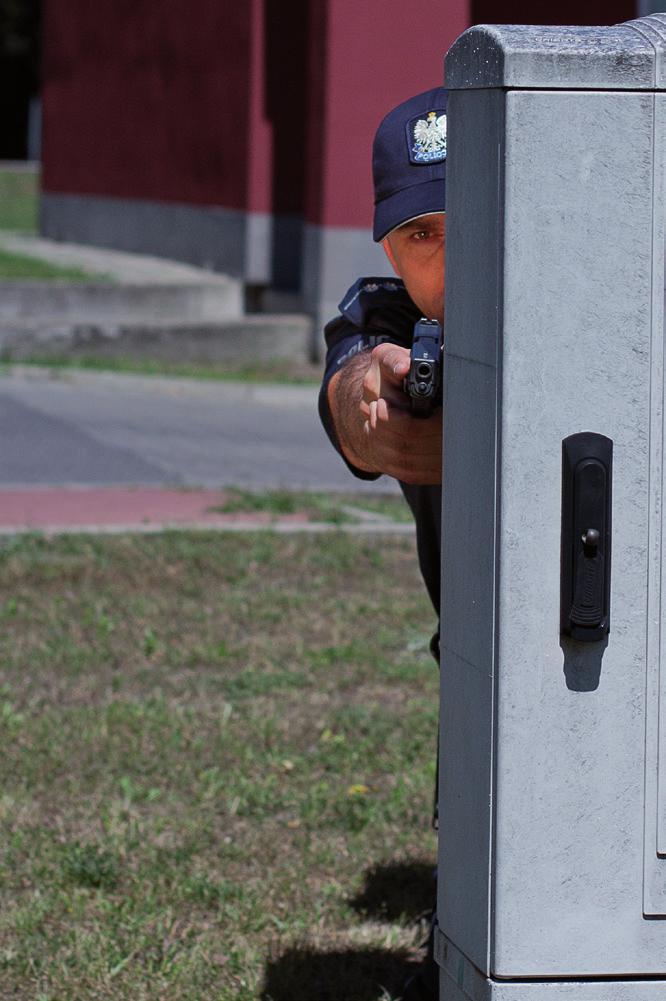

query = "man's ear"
[382, 236, 400, 276]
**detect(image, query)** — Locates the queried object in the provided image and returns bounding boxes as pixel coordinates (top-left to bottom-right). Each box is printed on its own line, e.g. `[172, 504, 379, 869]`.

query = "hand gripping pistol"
[403, 318, 443, 417]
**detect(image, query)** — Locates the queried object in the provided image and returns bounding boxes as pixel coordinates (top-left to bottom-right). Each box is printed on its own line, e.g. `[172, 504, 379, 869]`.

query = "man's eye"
[412, 230, 429, 241]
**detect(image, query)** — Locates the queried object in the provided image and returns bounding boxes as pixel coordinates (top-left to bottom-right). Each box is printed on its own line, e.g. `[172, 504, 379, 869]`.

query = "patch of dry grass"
[0, 531, 438, 1000]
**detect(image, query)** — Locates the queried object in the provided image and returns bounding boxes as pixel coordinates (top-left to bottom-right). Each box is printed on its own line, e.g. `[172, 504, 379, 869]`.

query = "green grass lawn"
[0, 247, 103, 281]
[0, 531, 438, 1000]
[0, 168, 39, 232]
[211, 488, 413, 524]
[0, 167, 109, 280]
[0, 356, 322, 384]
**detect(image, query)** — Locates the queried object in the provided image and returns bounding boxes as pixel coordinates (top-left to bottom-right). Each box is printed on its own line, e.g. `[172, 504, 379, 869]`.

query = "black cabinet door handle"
[561, 433, 612, 642]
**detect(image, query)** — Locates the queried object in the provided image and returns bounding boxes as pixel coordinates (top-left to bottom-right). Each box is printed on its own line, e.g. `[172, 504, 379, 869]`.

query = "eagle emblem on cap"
[410, 111, 447, 163]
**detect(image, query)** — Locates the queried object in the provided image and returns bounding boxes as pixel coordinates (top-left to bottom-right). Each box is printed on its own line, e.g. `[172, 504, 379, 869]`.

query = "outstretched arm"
[326, 342, 442, 485]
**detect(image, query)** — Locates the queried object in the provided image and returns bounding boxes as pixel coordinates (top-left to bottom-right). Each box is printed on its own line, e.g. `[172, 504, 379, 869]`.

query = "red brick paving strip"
[0, 487, 310, 531]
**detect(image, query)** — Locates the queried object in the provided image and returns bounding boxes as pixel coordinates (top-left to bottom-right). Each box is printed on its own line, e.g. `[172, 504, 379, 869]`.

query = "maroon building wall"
[302, 0, 469, 231]
[41, 0, 469, 226]
[41, 0, 253, 209]
[472, 1, 635, 25]
[39, 0, 641, 322]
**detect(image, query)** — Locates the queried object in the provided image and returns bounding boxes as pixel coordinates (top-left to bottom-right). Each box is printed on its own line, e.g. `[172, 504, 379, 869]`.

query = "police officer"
[319, 86, 445, 616]
[318, 87, 447, 1001]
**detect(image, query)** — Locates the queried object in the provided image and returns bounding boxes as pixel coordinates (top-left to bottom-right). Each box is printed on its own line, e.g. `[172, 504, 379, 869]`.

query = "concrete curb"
[0, 520, 415, 538]
[0, 315, 313, 365]
[0, 365, 320, 404]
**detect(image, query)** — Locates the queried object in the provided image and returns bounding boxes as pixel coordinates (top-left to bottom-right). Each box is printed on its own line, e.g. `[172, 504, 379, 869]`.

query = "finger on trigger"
[391, 355, 410, 376]
[380, 350, 409, 378]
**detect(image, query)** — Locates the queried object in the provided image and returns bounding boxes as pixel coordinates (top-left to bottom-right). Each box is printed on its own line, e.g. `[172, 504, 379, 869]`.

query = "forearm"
[326, 348, 442, 485]
[327, 353, 378, 473]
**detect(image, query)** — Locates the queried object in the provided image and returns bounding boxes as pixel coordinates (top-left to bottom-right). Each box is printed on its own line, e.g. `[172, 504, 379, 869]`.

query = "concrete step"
[0, 234, 313, 362]
[0, 280, 243, 323]
[0, 232, 243, 321]
[0, 233, 242, 285]
[0, 314, 313, 364]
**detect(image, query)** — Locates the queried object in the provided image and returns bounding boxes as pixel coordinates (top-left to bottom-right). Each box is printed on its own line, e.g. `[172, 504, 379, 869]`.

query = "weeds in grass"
[60, 842, 120, 890]
[212, 487, 411, 525]
[0, 355, 322, 384]
[212, 487, 350, 523]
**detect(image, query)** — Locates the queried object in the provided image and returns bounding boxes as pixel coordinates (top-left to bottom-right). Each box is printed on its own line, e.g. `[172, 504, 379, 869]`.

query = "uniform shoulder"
[338, 276, 419, 331]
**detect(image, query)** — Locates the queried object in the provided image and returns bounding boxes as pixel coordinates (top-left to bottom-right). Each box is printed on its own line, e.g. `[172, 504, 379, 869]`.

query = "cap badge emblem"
[409, 110, 447, 164]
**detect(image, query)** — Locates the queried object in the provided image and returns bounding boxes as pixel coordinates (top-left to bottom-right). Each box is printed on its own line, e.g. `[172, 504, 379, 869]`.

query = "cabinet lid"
[445, 15, 666, 92]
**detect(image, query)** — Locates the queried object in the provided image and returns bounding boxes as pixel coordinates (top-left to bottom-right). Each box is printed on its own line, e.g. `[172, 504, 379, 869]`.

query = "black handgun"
[403, 318, 443, 417]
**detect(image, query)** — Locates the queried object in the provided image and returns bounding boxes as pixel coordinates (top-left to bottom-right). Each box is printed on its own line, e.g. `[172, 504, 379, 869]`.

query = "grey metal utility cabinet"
[437, 14, 666, 1000]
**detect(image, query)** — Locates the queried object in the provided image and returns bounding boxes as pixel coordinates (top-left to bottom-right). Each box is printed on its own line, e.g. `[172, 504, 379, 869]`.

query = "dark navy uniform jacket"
[318, 276, 442, 615]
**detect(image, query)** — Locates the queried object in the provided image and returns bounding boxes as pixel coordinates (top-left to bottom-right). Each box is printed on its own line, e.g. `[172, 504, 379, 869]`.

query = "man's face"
[382, 212, 445, 323]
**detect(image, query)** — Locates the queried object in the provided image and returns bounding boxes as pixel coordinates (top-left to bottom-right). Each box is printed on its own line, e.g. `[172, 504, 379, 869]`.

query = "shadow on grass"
[261, 863, 436, 1000]
[261, 945, 419, 1001]
[349, 860, 436, 922]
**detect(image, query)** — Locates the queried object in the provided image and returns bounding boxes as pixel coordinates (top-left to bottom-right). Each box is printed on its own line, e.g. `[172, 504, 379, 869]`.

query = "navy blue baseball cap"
[372, 87, 447, 243]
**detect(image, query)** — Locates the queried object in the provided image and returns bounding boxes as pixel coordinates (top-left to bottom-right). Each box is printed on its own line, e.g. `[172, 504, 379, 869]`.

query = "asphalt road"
[0, 367, 398, 494]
